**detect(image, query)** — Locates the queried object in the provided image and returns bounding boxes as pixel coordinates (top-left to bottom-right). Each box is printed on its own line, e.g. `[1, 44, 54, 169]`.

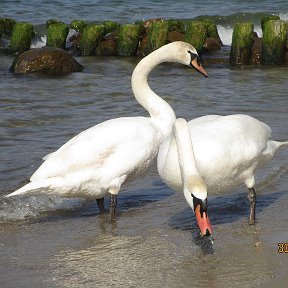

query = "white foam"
[217, 25, 262, 46]
[217, 25, 233, 46]
[30, 35, 47, 48]
[279, 12, 288, 21]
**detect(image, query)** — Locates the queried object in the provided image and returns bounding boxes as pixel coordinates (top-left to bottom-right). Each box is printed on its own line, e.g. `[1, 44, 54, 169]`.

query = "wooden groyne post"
[10, 22, 34, 53]
[261, 20, 287, 65]
[47, 23, 69, 49]
[229, 22, 254, 66]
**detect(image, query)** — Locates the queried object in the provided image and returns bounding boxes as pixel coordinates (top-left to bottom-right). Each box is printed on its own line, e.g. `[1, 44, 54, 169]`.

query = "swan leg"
[247, 187, 256, 225]
[96, 198, 106, 213]
[110, 194, 117, 221]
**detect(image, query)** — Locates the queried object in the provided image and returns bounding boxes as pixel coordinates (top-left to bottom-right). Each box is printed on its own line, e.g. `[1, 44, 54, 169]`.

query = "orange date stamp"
[278, 243, 288, 253]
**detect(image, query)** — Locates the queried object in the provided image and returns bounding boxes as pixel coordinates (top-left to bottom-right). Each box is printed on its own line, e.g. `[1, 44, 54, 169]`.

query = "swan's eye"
[188, 51, 201, 66]
[188, 50, 197, 61]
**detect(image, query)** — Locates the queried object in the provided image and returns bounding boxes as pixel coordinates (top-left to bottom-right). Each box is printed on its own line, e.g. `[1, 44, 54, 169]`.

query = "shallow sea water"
[1, 53, 288, 287]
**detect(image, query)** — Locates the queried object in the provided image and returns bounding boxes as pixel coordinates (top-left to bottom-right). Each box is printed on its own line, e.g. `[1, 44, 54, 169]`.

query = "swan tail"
[274, 140, 288, 150]
[5, 180, 51, 198]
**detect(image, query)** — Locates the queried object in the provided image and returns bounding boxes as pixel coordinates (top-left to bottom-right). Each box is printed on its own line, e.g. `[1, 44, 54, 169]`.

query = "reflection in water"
[193, 234, 215, 255]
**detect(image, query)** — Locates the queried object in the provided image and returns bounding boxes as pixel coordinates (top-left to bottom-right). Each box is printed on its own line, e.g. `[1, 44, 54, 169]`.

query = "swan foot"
[96, 198, 106, 214]
[247, 187, 256, 225]
[110, 194, 117, 221]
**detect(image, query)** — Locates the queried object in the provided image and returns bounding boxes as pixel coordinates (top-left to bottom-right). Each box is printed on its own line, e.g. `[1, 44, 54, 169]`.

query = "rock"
[79, 24, 105, 56]
[261, 20, 287, 65]
[116, 24, 141, 56]
[9, 22, 34, 53]
[184, 21, 207, 53]
[168, 31, 185, 42]
[203, 37, 221, 52]
[229, 22, 254, 66]
[10, 47, 83, 75]
[46, 23, 69, 49]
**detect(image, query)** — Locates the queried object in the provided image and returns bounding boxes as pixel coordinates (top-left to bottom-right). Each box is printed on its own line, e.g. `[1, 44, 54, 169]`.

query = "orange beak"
[195, 204, 213, 236]
[191, 58, 208, 78]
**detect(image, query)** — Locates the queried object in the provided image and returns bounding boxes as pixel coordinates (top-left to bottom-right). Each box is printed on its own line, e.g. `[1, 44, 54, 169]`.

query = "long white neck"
[173, 118, 207, 200]
[131, 45, 176, 138]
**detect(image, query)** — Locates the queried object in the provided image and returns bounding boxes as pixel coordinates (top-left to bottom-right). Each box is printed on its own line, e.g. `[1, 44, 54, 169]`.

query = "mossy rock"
[0, 18, 16, 37]
[10, 47, 83, 75]
[79, 24, 105, 56]
[261, 20, 287, 65]
[184, 21, 207, 53]
[167, 19, 185, 33]
[47, 23, 69, 49]
[116, 24, 141, 56]
[70, 20, 87, 32]
[261, 15, 280, 31]
[9, 22, 34, 53]
[229, 22, 254, 66]
[46, 19, 65, 28]
[142, 20, 168, 55]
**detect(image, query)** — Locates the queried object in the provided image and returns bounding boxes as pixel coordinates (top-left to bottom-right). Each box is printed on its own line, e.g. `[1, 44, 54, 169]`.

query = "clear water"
[1, 1, 288, 287]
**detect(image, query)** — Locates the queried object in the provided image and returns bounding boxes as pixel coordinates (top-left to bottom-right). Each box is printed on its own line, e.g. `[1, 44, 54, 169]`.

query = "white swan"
[6, 41, 208, 220]
[158, 114, 288, 235]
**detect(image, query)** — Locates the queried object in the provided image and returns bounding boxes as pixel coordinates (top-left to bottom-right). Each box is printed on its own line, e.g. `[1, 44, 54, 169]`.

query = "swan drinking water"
[6, 41, 208, 221]
[158, 114, 288, 236]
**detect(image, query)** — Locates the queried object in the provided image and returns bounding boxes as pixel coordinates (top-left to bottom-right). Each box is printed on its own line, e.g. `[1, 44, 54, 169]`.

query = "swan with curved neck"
[6, 41, 207, 221]
[158, 114, 288, 236]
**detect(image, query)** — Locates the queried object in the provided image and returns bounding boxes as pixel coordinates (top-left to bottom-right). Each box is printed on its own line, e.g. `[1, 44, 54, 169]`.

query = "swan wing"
[189, 114, 272, 182]
[31, 117, 160, 182]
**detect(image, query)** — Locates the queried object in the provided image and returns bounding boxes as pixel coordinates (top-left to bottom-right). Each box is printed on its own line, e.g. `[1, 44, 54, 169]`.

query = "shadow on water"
[169, 190, 287, 230]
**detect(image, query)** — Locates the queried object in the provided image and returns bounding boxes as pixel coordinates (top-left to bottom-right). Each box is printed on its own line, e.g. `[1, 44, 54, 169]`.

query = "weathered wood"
[261, 15, 280, 31]
[10, 22, 34, 53]
[79, 24, 105, 56]
[261, 20, 287, 65]
[116, 24, 141, 56]
[0, 18, 16, 37]
[47, 23, 69, 49]
[96, 39, 117, 56]
[184, 21, 207, 53]
[229, 22, 254, 66]
[202, 19, 222, 45]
